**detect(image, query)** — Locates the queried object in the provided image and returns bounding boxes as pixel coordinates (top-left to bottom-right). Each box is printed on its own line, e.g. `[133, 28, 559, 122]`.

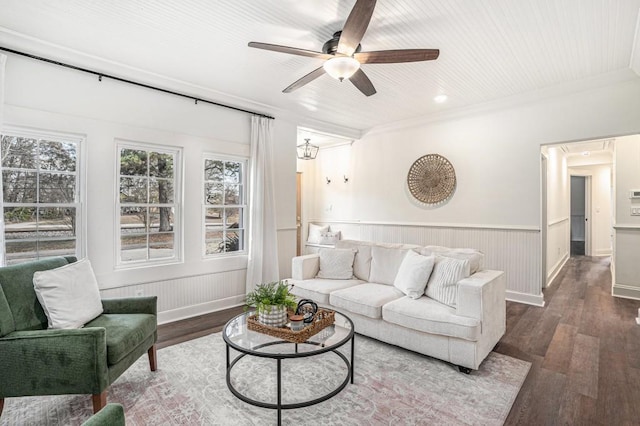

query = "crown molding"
[0, 27, 362, 139]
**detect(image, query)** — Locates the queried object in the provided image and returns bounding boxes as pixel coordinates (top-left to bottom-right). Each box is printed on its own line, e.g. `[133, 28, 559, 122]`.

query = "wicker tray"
[247, 308, 335, 344]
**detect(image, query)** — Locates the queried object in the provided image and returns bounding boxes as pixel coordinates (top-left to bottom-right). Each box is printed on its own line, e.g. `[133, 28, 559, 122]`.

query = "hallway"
[498, 256, 640, 425]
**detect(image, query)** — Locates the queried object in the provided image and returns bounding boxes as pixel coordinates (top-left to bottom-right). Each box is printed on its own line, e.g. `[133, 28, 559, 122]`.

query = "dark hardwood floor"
[157, 256, 640, 425]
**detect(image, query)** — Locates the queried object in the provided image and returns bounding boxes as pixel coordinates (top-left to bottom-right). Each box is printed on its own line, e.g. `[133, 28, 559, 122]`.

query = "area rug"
[1, 333, 530, 425]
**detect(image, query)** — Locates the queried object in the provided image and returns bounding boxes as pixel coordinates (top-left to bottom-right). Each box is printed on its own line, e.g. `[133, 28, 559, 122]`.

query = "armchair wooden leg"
[92, 392, 106, 414]
[148, 344, 157, 371]
[1, 397, 4, 416]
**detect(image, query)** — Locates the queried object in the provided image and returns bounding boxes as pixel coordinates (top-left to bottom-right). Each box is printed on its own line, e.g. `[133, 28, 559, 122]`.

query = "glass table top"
[223, 310, 354, 357]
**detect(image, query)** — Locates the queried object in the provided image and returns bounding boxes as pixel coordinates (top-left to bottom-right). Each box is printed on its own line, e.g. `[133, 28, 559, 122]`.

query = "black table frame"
[223, 312, 355, 425]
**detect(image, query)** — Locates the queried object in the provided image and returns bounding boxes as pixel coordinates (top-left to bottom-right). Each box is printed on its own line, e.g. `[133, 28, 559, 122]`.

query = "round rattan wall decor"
[407, 154, 456, 205]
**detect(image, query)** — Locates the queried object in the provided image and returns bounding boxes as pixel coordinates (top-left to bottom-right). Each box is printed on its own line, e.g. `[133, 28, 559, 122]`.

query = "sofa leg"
[0, 397, 4, 416]
[458, 366, 472, 374]
[148, 344, 157, 371]
[92, 392, 106, 413]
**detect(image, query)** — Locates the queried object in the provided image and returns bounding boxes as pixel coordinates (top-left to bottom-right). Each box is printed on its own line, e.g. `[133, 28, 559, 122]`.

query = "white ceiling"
[1, 0, 639, 135]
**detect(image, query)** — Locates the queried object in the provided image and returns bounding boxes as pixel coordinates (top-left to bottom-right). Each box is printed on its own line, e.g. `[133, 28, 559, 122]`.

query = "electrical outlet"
[135, 289, 144, 297]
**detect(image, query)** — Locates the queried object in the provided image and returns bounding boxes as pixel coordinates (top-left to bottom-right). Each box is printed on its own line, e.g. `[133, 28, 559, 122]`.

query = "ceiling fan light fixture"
[297, 138, 319, 160]
[323, 56, 360, 81]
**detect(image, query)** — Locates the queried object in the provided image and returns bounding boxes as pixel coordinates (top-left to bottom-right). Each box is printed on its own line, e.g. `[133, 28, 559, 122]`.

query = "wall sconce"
[326, 177, 331, 184]
[343, 175, 349, 183]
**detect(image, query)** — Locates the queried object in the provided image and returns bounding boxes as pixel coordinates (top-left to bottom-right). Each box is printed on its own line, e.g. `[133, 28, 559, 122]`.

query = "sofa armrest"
[0, 328, 109, 397]
[292, 254, 320, 280]
[456, 270, 506, 331]
[101, 296, 157, 316]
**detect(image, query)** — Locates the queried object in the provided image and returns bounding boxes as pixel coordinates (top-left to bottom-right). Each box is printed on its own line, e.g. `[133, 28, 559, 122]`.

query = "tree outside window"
[118, 144, 180, 264]
[203, 157, 246, 256]
[1, 132, 81, 265]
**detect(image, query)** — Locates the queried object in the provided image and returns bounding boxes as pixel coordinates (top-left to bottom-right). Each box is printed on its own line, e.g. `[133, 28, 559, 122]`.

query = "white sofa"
[289, 239, 506, 371]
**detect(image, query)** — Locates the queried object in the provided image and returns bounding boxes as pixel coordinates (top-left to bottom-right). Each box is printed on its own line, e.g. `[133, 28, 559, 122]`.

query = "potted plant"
[245, 280, 297, 327]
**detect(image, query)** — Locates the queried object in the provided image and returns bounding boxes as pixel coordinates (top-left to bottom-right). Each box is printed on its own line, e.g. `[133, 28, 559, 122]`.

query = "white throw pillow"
[307, 223, 329, 244]
[316, 248, 356, 279]
[319, 230, 341, 245]
[336, 240, 373, 281]
[425, 256, 471, 307]
[393, 251, 435, 299]
[369, 246, 410, 285]
[33, 259, 104, 329]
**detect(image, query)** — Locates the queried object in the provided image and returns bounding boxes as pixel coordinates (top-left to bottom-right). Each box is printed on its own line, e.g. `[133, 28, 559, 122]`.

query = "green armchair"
[0, 257, 157, 417]
[82, 403, 126, 426]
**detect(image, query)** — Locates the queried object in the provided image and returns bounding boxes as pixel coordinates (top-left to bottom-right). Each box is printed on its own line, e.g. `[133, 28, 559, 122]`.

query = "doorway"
[296, 172, 302, 256]
[570, 175, 590, 256]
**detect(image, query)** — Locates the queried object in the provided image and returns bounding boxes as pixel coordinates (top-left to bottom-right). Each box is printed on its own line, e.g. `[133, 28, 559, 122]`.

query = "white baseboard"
[506, 290, 545, 307]
[546, 253, 569, 287]
[593, 249, 612, 256]
[158, 294, 245, 325]
[611, 284, 640, 301]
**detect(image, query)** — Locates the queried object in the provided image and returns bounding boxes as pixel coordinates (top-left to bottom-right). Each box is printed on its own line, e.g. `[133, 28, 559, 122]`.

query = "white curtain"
[0, 54, 6, 266]
[246, 115, 280, 292]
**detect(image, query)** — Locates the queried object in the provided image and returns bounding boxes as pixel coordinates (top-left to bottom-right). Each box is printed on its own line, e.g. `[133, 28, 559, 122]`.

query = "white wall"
[613, 134, 640, 299]
[2, 55, 297, 323]
[544, 146, 570, 285]
[302, 75, 640, 305]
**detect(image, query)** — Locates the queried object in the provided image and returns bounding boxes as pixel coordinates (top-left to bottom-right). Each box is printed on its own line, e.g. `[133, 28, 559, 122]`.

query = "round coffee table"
[223, 310, 354, 425]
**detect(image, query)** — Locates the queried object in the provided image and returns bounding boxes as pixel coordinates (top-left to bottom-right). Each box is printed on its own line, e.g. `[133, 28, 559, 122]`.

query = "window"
[203, 156, 246, 256]
[117, 142, 181, 265]
[1, 130, 83, 266]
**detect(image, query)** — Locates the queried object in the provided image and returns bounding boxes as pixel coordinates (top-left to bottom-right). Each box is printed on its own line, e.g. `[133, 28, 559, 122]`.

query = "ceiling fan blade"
[248, 42, 333, 60]
[337, 0, 377, 56]
[283, 67, 326, 93]
[349, 69, 376, 96]
[355, 49, 440, 64]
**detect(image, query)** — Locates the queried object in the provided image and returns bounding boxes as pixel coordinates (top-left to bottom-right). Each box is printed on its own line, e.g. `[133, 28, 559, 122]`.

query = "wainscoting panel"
[612, 225, 640, 300]
[546, 217, 570, 286]
[312, 220, 543, 306]
[100, 269, 247, 324]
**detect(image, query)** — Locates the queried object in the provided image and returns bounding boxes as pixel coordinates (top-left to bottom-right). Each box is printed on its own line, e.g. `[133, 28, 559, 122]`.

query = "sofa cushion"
[85, 313, 157, 365]
[418, 246, 484, 274]
[393, 251, 435, 299]
[330, 283, 404, 319]
[369, 246, 411, 285]
[336, 240, 373, 281]
[289, 278, 364, 305]
[316, 248, 356, 279]
[382, 296, 480, 341]
[33, 259, 104, 329]
[425, 256, 471, 307]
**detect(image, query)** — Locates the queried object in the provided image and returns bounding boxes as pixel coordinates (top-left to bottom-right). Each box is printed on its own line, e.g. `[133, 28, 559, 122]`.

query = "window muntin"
[1, 132, 82, 265]
[203, 157, 246, 256]
[117, 144, 180, 265]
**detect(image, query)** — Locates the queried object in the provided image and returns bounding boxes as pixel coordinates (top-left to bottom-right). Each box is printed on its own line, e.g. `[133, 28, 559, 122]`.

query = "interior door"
[570, 176, 586, 256]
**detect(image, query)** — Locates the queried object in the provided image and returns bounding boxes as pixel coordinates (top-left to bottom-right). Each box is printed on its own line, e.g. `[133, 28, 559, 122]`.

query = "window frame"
[115, 139, 183, 268]
[1, 126, 87, 266]
[202, 153, 248, 258]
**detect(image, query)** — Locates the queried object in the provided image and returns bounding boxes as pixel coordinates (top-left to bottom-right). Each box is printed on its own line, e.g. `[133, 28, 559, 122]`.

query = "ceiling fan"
[248, 0, 439, 97]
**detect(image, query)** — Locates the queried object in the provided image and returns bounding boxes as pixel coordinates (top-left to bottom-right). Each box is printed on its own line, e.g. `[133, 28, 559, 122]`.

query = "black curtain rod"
[0, 46, 275, 120]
